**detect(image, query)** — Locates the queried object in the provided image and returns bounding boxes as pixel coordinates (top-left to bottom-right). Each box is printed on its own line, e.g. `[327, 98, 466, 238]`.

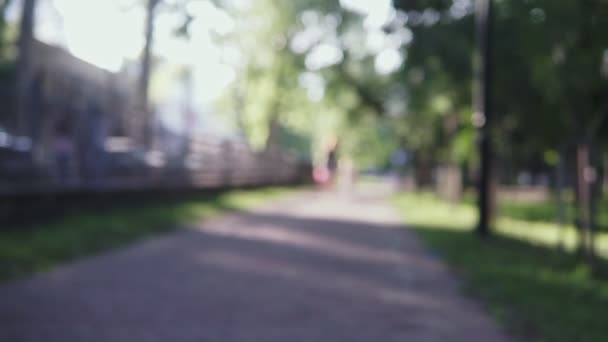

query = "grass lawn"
[0, 187, 293, 283]
[497, 195, 608, 231]
[393, 192, 608, 342]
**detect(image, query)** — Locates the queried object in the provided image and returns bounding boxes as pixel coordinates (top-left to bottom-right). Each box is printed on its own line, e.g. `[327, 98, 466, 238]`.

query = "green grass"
[0, 187, 293, 282]
[393, 192, 608, 342]
[462, 191, 608, 232]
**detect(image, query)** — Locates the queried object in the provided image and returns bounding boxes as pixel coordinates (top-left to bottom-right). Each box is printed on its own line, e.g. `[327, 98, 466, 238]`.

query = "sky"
[19, 0, 145, 72]
[16, 0, 403, 73]
[339, 0, 395, 29]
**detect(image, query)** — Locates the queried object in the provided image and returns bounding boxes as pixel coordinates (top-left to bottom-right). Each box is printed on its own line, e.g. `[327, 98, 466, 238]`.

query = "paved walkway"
[0, 184, 511, 341]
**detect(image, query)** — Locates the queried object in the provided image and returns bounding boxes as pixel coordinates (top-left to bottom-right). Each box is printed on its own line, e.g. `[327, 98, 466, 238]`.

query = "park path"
[0, 183, 511, 341]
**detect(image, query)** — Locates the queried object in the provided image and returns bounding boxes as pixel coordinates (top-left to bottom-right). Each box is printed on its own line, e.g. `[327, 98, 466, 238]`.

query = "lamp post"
[474, 0, 493, 237]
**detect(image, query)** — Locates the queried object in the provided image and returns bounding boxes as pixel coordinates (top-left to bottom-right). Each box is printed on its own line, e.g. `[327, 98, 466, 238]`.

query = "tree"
[15, 0, 36, 137]
[492, 0, 608, 257]
[0, 0, 14, 55]
[139, 0, 161, 148]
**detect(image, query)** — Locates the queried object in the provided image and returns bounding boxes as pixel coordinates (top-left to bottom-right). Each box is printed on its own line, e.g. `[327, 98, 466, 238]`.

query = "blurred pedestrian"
[312, 137, 339, 191]
[327, 140, 338, 182]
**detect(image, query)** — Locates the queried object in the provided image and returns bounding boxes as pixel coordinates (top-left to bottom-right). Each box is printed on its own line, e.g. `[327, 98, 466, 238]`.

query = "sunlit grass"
[0, 187, 294, 282]
[393, 192, 477, 231]
[396, 191, 607, 258]
[393, 191, 608, 342]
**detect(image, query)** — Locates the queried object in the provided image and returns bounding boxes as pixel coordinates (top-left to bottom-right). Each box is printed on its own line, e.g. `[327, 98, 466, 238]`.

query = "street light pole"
[474, 0, 493, 237]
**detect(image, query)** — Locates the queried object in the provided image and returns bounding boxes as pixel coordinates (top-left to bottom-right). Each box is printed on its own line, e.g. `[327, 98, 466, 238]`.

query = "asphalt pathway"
[0, 184, 511, 341]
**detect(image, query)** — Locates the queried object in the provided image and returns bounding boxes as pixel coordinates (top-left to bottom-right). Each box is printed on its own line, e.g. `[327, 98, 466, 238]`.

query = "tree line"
[3, 0, 607, 257]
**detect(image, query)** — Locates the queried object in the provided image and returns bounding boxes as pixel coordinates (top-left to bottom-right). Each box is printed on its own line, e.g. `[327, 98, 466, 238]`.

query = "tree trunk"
[555, 147, 567, 251]
[181, 68, 194, 160]
[15, 0, 37, 136]
[139, 0, 159, 149]
[265, 117, 281, 153]
[414, 153, 432, 190]
[233, 77, 247, 136]
[264, 57, 287, 153]
[589, 147, 603, 262]
[440, 111, 462, 202]
[604, 152, 608, 194]
[438, 162, 462, 203]
[576, 143, 593, 260]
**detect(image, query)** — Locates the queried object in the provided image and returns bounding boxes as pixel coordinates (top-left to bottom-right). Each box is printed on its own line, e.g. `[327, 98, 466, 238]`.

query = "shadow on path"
[0, 190, 511, 342]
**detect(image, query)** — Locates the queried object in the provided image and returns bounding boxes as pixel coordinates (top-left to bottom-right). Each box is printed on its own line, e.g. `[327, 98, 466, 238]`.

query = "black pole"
[474, 0, 493, 237]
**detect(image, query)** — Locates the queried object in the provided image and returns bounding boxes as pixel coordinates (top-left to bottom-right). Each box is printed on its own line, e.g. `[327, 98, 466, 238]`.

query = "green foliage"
[0, 0, 16, 61]
[343, 115, 400, 170]
[492, 0, 608, 150]
[13, 0, 607, 171]
[389, 0, 608, 172]
[452, 112, 476, 163]
[393, 6, 474, 158]
[196, 0, 402, 165]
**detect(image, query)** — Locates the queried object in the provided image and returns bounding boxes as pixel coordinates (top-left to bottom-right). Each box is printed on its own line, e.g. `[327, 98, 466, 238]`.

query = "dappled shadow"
[409, 223, 608, 341]
[412, 223, 608, 271]
[0, 201, 508, 341]
[495, 198, 608, 232]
